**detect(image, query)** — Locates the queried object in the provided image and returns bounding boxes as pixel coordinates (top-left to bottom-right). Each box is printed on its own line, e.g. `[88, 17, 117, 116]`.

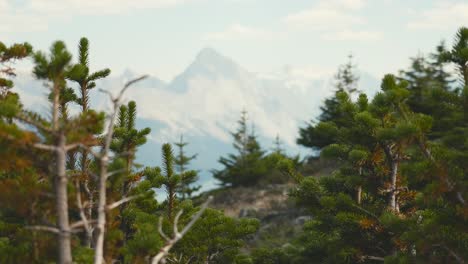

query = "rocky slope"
[198, 184, 311, 249]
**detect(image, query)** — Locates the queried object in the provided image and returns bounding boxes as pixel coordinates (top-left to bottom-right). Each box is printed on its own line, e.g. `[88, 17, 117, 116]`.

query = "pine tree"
[0, 41, 32, 96]
[0, 40, 57, 263]
[33, 41, 78, 263]
[0, 40, 106, 263]
[145, 143, 198, 224]
[287, 28, 468, 263]
[174, 135, 200, 199]
[68, 37, 111, 247]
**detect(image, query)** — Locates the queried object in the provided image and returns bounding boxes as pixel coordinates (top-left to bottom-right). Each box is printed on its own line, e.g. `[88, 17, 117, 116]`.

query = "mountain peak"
[193, 47, 238, 69]
[169, 47, 251, 92]
[196, 47, 222, 61]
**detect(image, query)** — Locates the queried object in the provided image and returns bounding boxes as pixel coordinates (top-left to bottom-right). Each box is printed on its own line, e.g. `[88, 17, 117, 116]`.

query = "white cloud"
[284, 0, 367, 30]
[204, 24, 277, 41]
[408, 1, 468, 30]
[0, 0, 198, 32]
[29, 0, 197, 15]
[0, 13, 49, 33]
[318, 0, 366, 10]
[322, 30, 383, 41]
[283, 0, 383, 42]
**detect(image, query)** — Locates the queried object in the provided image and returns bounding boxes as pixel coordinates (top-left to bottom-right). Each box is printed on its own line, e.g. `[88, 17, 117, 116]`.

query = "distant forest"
[0, 26, 466, 263]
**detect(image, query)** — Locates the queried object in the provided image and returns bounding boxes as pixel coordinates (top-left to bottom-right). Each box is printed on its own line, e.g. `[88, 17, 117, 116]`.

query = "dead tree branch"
[151, 196, 213, 264]
[93, 75, 147, 264]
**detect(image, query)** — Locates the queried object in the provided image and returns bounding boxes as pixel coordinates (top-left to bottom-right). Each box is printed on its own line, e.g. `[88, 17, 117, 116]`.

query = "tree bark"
[93, 154, 109, 264]
[389, 158, 399, 212]
[357, 166, 363, 205]
[357, 185, 362, 205]
[93, 75, 147, 264]
[56, 132, 72, 264]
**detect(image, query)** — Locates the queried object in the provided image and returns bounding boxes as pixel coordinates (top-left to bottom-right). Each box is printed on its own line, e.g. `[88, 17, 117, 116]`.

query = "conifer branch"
[15, 112, 53, 133]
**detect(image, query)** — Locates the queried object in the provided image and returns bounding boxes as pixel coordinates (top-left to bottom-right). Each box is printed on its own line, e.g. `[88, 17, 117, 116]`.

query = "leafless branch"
[26, 225, 60, 234]
[106, 168, 126, 179]
[77, 143, 102, 159]
[74, 180, 92, 235]
[151, 196, 213, 264]
[118, 75, 148, 99]
[158, 217, 170, 241]
[360, 255, 385, 262]
[70, 220, 97, 230]
[93, 75, 147, 264]
[106, 195, 142, 211]
[65, 143, 81, 151]
[33, 143, 57, 151]
[432, 244, 465, 264]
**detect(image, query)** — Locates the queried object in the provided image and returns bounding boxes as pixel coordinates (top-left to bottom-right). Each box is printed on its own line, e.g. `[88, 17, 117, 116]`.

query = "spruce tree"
[213, 110, 267, 187]
[297, 55, 360, 152]
[174, 135, 200, 199]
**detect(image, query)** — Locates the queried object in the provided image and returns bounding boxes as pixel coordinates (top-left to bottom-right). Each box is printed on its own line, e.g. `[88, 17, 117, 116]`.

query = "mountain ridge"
[12, 47, 381, 190]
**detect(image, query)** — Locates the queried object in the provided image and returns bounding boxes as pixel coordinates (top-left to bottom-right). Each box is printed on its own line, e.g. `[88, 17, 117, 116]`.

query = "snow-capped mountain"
[12, 48, 381, 190]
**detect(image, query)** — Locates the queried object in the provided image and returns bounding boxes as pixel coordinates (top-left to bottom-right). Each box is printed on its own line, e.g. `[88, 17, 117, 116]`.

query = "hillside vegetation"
[0, 27, 467, 263]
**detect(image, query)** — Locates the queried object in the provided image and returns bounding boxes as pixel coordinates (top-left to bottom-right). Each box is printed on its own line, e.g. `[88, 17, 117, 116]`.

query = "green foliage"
[214, 110, 296, 186]
[287, 26, 468, 264]
[176, 208, 260, 263]
[0, 41, 32, 95]
[297, 56, 360, 152]
[1, 26, 467, 264]
[174, 135, 200, 199]
[213, 110, 267, 187]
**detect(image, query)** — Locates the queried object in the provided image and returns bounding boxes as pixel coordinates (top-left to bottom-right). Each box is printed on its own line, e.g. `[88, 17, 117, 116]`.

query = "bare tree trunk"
[93, 154, 108, 264]
[357, 186, 362, 205]
[52, 82, 60, 130]
[93, 75, 147, 264]
[80, 85, 95, 248]
[80, 149, 94, 248]
[389, 158, 399, 212]
[56, 132, 72, 264]
[357, 167, 362, 205]
[168, 188, 175, 224]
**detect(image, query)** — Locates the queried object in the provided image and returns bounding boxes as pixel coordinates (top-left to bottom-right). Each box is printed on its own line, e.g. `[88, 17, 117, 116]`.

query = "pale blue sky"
[2, 0, 467, 81]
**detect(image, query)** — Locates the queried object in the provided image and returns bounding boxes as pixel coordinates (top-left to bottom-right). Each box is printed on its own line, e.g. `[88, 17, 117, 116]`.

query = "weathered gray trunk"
[56, 132, 72, 264]
[80, 84, 95, 248]
[80, 149, 94, 248]
[389, 159, 399, 212]
[357, 167, 363, 205]
[357, 186, 362, 205]
[93, 154, 108, 264]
